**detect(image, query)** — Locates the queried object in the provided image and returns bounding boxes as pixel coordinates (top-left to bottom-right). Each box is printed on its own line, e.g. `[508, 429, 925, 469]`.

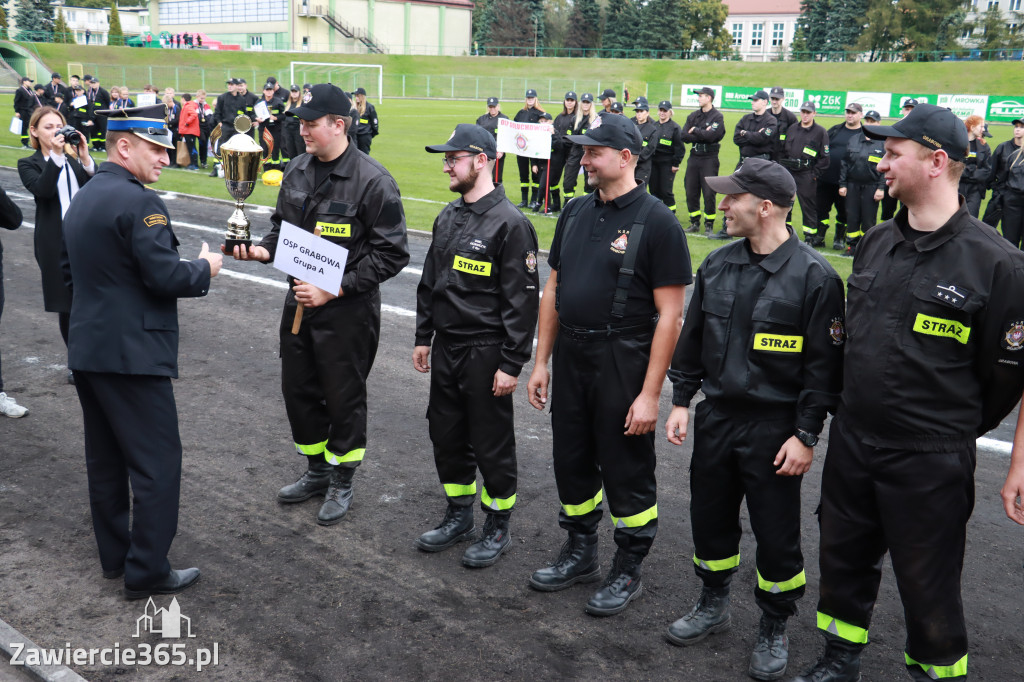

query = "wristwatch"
[795, 429, 819, 448]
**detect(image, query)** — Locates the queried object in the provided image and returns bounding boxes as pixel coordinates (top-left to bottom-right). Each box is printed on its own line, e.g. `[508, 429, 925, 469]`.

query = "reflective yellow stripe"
[704, 213, 716, 221]
[611, 503, 657, 528]
[324, 447, 365, 464]
[481, 487, 516, 511]
[359, 118, 369, 124]
[689, 210, 702, 218]
[868, 155, 882, 163]
[905, 653, 967, 679]
[779, 133, 787, 140]
[912, 313, 970, 344]
[452, 255, 492, 276]
[565, 128, 573, 135]
[443, 481, 477, 498]
[847, 229, 864, 238]
[803, 146, 818, 157]
[817, 612, 869, 644]
[316, 221, 350, 237]
[757, 569, 806, 593]
[753, 333, 803, 353]
[562, 489, 603, 516]
[803, 227, 818, 234]
[295, 440, 328, 456]
[694, 553, 740, 571]
[642, 140, 648, 146]
[658, 138, 672, 146]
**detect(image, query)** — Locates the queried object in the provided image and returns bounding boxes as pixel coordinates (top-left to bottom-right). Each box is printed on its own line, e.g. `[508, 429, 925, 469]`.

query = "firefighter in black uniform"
[532, 112, 555, 213]
[475, 96, 508, 184]
[681, 86, 726, 236]
[527, 114, 691, 617]
[838, 114, 885, 256]
[237, 79, 258, 137]
[86, 77, 111, 151]
[62, 104, 222, 598]
[210, 78, 245, 176]
[352, 87, 379, 155]
[631, 96, 657, 186]
[650, 100, 685, 213]
[514, 89, 544, 208]
[546, 92, 579, 214]
[958, 114, 992, 218]
[68, 84, 93, 142]
[734, 90, 778, 169]
[769, 87, 797, 162]
[780, 101, 830, 246]
[256, 82, 285, 170]
[228, 84, 410, 526]
[664, 158, 845, 681]
[798, 104, 1024, 682]
[816, 103, 864, 250]
[986, 119, 1024, 245]
[281, 85, 303, 167]
[563, 93, 596, 201]
[414, 124, 540, 567]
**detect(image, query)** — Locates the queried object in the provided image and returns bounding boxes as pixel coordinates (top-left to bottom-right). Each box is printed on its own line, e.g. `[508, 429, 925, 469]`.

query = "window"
[988, 0, 999, 8]
[751, 23, 763, 47]
[302, 36, 309, 52]
[731, 23, 743, 47]
[1009, 23, 1020, 34]
[961, 28, 972, 39]
[159, 0, 287, 25]
[249, 35, 263, 50]
[1012, 0, 1022, 10]
[772, 23, 784, 46]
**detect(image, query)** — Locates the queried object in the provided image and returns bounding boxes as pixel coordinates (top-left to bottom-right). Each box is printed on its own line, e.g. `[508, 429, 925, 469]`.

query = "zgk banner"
[497, 119, 553, 160]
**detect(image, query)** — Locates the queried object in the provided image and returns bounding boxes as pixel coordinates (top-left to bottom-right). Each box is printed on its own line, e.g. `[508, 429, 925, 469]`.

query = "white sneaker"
[0, 392, 28, 418]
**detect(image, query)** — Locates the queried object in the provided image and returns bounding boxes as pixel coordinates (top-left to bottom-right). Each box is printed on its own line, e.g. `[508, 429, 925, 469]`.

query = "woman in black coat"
[18, 106, 95, 363]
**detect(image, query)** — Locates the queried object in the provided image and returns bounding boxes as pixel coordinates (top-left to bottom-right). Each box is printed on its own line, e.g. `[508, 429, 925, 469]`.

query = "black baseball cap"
[303, 83, 312, 91]
[290, 84, 300, 92]
[749, 90, 769, 101]
[354, 87, 367, 96]
[983, 123, 993, 138]
[693, 86, 715, 98]
[539, 112, 553, 120]
[425, 123, 496, 159]
[20, 77, 31, 83]
[845, 103, 863, 113]
[88, 76, 99, 84]
[704, 158, 796, 207]
[864, 103, 968, 162]
[266, 77, 277, 85]
[263, 82, 275, 91]
[525, 88, 538, 98]
[51, 72, 61, 79]
[72, 84, 84, 92]
[903, 98, 919, 108]
[566, 113, 642, 153]
[658, 100, 672, 110]
[226, 78, 239, 85]
[865, 110, 882, 122]
[33, 84, 45, 91]
[581, 93, 594, 103]
[769, 87, 785, 99]
[1012, 119, 1024, 127]
[633, 96, 649, 111]
[565, 91, 577, 100]
[486, 97, 499, 106]
[610, 102, 624, 113]
[800, 101, 816, 113]
[286, 83, 353, 121]
[98, 103, 174, 149]
[601, 88, 616, 100]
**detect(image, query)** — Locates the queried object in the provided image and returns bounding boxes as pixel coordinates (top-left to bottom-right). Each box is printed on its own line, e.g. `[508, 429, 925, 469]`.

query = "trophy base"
[224, 237, 253, 253]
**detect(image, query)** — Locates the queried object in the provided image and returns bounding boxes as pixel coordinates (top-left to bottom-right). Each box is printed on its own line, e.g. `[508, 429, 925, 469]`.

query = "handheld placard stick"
[291, 225, 322, 334]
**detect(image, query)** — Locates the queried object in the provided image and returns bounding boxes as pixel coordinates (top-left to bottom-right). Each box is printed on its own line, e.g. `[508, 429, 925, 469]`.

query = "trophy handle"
[261, 126, 274, 162]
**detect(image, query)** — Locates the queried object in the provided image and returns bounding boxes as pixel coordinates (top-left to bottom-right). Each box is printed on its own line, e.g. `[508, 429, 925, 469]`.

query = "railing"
[299, 5, 385, 54]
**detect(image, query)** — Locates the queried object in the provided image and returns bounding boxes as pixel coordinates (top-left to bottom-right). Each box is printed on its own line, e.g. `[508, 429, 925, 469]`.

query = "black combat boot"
[686, 217, 701, 233]
[529, 532, 601, 591]
[709, 227, 732, 240]
[462, 513, 511, 567]
[316, 466, 354, 526]
[748, 613, 789, 681]
[528, 187, 541, 210]
[792, 635, 863, 682]
[584, 549, 643, 616]
[277, 457, 333, 502]
[415, 504, 475, 552]
[666, 585, 732, 646]
[547, 189, 561, 214]
[517, 188, 529, 208]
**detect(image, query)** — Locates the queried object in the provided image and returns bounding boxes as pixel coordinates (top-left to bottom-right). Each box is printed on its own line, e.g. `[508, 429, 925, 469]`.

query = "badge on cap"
[302, 91, 312, 104]
[590, 115, 603, 129]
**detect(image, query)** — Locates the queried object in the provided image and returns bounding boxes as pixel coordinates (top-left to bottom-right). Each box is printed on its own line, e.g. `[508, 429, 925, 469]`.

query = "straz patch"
[913, 313, 970, 344]
[610, 232, 628, 254]
[829, 317, 845, 345]
[315, 222, 351, 238]
[525, 250, 537, 273]
[453, 255, 491, 276]
[143, 214, 168, 227]
[754, 333, 803, 353]
[1003, 321, 1024, 351]
[932, 282, 967, 309]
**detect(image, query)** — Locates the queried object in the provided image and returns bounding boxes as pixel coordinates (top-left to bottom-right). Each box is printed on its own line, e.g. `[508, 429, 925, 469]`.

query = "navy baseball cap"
[864, 103, 968, 162]
[426, 123, 496, 159]
[749, 90, 769, 101]
[487, 97, 499, 106]
[633, 96, 649, 111]
[567, 113, 642, 153]
[865, 110, 882, 122]
[525, 89, 538, 98]
[565, 91, 578, 100]
[286, 84, 353, 121]
[693, 86, 715, 98]
[704, 158, 796, 207]
[581, 93, 594, 103]
[601, 88, 616, 100]
[903, 98, 919, 108]
[769, 87, 785, 99]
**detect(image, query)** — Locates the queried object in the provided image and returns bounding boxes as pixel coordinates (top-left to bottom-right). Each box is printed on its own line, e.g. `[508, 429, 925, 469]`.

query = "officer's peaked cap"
[98, 103, 173, 149]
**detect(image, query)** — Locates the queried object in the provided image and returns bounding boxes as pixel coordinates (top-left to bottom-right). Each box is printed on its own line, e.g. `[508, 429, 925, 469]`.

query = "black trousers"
[356, 133, 372, 155]
[815, 181, 846, 241]
[562, 147, 588, 198]
[690, 401, 805, 618]
[547, 147, 567, 193]
[532, 159, 549, 203]
[958, 182, 985, 218]
[74, 371, 182, 588]
[843, 183, 880, 243]
[183, 134, 198, 166]
[198, 131, 209, 166]
[517, 155, 534, 198]
[635, 159, 651, 185]
[817, 415, 974, 675]
[684, 155, 720, 225]
[1002, 191, 1024, 249]
[789, 171, 818, 235]
[982, 189, 1003, 229]
[550, 331, 658, 556]
[280, 289, 381, 467]
[650, 160, 677, 211]
[428, 341, 517, 514]
[282, 126, 303, 164]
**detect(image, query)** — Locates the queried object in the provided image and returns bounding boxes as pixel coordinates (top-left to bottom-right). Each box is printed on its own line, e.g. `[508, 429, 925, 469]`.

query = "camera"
[57, 125, 82, 147]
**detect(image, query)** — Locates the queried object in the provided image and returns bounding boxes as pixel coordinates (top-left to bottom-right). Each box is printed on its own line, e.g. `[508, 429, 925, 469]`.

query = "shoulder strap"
[554, 193, 597, 310]
[611, 194, 660, 319]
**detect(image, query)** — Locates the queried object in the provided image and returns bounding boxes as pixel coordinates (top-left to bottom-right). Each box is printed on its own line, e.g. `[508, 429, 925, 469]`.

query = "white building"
[723, 0, 801, 62]
[52, 3, 150, 45]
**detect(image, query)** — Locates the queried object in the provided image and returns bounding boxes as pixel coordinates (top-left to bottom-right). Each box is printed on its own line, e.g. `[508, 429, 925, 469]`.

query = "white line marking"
[977, 437, 1013, 455]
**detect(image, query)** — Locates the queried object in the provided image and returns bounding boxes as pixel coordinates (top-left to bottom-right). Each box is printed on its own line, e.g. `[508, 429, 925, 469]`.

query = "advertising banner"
[846, 91, 892, 116]
[497, 119, 553, 159]
[679, 84, 723, 109]
[720, 86, 762, 112]
[937, 94, 989, 118]
[888, 93, 932, 118]
[986, 96, 1024, 122]
[763, 88, 804, 111]
[802, 90, 847, 116]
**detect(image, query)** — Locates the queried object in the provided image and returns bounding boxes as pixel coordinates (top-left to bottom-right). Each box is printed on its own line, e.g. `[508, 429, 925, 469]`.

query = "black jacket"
[734, 111, 778, 159]
[13, 85, 41, 120]
[259, 143, 410, 296]
[652, 118, 685, 166]
[475, 111, 509, 139]
[680, 106, 725, 155]
[669, 230, 845, 436]
[771, 106, 798, 160]
[960, 138, 992, 187]
[839, 134, 885, 191]
[0, 185, 24, 258]
[782, 122, 830, 176]
[552, 112, 577, 154]
[415, 185, 540, 376]
[61, 163, 211, 377]
[989, 139, 1024, 191]
[354, 102, 379, 137]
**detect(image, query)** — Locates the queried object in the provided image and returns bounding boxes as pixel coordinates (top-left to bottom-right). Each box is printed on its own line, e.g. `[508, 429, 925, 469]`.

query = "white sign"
[846, 91, 892, 115]
[937, 94, 988, 118]
[680, 84, 723, 109]
[9, 116, 21, 135]
[273, 221, 348, 295]
[138, 92, 157, 106]
[71, 95, 87, 109]
[497, 118, 552, 159]
[254, 100, 270, 121]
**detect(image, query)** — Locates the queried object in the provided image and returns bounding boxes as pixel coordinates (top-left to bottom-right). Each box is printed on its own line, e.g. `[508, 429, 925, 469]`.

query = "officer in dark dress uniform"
[475, 96, 509, 184]
[681, 87, 726, 236]
[664, 159, 845, 680]
[229, 84, 410, 526]
[62, 104, 222, 599]
[527, 114, 691, 617]
[780, 101, 830, 245]
[414, 124, 540, 567]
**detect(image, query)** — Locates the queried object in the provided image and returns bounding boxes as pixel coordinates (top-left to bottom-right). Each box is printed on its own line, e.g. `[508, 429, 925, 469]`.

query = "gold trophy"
[221, 115, 265, 252]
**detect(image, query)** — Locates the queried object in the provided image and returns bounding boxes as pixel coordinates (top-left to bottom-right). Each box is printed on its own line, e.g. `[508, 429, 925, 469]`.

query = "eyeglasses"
[443, 154, 475, 168]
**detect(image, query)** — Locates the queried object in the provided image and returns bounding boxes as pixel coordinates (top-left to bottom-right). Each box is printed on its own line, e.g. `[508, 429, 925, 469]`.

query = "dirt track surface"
[0, 166, 1022, 681]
